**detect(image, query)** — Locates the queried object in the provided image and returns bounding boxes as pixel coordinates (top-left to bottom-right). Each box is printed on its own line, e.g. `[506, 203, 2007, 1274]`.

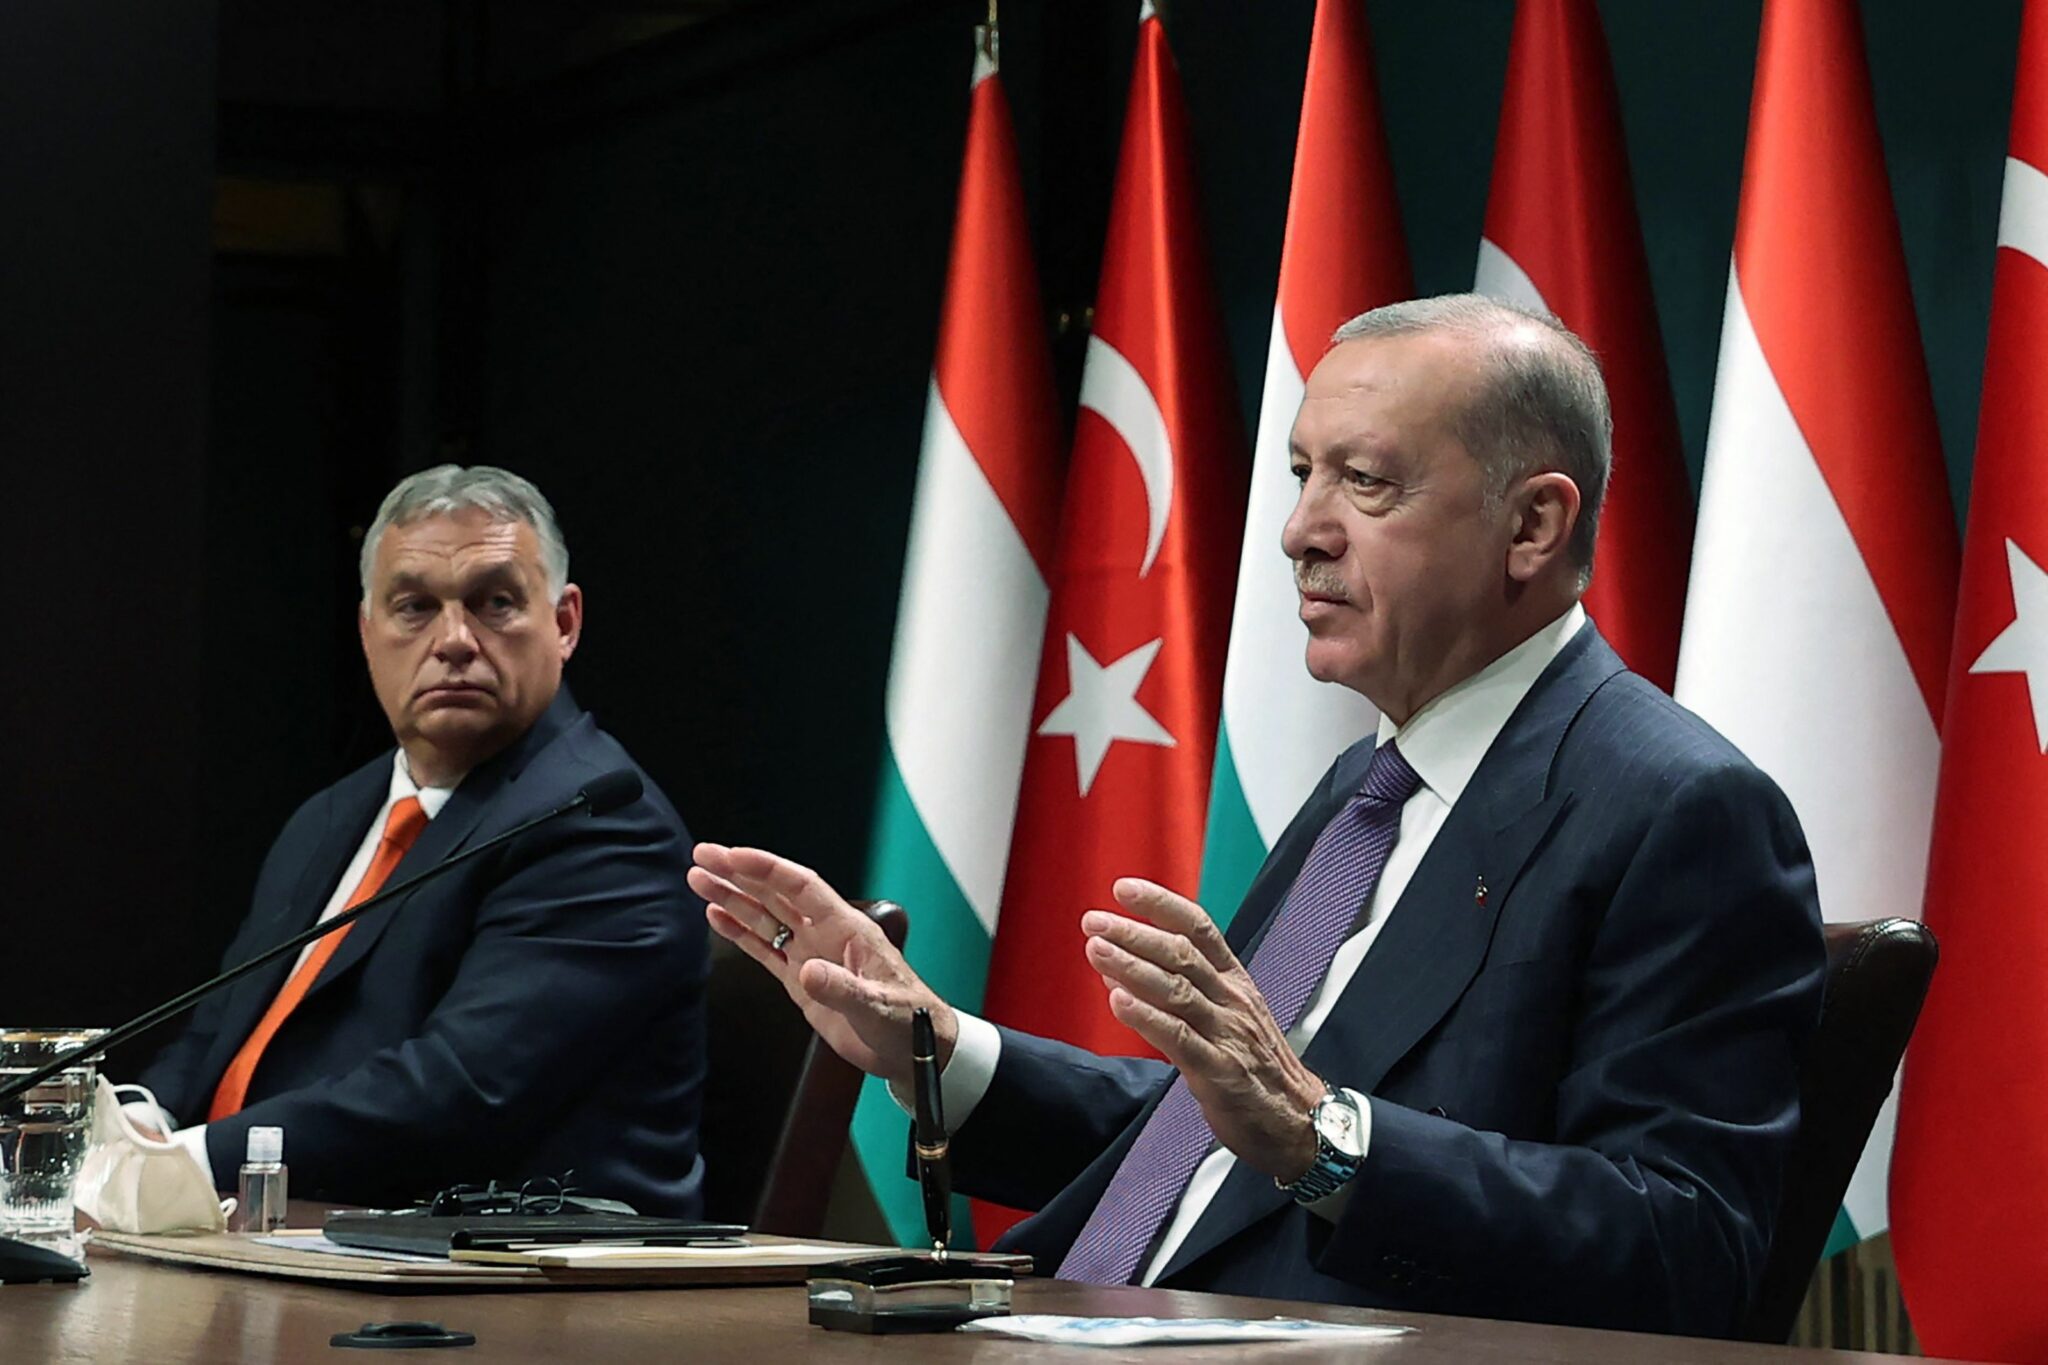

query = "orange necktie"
[209, 796, 428, 1122]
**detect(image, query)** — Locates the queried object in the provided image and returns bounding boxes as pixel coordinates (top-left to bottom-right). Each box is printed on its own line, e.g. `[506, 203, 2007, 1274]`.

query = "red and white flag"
[1893, 3, 2048, 1354]
[1672, 0, 1957, 1248]
[982, 1, 1244, 1074]
[1475, 0, 1690, 689]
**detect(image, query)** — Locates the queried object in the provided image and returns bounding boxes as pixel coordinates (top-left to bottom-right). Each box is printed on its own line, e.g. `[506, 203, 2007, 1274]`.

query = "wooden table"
[7, 1244, 1941, 1365]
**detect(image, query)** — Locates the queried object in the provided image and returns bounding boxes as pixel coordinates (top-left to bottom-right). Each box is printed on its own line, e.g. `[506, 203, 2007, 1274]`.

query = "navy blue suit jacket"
[960, 627, 1826, 1337]
[139, 688, 709, 1216]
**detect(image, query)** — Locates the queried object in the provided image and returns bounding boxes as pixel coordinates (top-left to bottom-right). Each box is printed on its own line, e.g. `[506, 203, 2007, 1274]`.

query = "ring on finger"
[770, 924, 793, 952]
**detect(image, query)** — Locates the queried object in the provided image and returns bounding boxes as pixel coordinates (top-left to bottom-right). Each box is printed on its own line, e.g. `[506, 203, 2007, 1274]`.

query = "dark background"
[0, 0, 2019, 1074]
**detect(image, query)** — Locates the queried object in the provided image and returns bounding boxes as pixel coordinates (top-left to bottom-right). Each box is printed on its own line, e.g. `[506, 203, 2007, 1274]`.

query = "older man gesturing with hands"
[690, 847, 1327, 1183]
[692, 298, 1825, 1338]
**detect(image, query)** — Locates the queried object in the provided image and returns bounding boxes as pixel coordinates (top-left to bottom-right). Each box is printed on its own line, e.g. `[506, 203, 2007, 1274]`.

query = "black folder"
[324, 1211, 747, 1257]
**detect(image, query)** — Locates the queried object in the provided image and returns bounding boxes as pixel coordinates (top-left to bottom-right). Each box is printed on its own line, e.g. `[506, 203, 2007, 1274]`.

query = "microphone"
[578, 768, 642, 817]
[0, 767, 645, 1106]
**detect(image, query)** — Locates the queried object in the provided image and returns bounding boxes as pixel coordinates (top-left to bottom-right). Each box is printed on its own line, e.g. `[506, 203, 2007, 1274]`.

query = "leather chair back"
[1742, 917, 1937, 1342]
[699, 899, 908, 1235]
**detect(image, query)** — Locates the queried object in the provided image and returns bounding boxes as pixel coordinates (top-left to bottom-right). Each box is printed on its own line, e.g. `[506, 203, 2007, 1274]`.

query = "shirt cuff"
[1305, 1088, 1374, 1224]
[886, 1011, 1002, 1134]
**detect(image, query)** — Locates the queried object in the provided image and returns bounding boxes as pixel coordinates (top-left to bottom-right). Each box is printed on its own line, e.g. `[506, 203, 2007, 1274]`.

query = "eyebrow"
[1291, 438, 1368, 461]
[382, 564, 527, 599]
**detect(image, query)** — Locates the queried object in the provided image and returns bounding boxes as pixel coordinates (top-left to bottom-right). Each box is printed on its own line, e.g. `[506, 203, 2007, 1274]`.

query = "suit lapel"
[196, 765, 388, 1090]
[304, 688, 584, 996]
[306, 778, 495, 993]
[1156, 627, 1622, 1282]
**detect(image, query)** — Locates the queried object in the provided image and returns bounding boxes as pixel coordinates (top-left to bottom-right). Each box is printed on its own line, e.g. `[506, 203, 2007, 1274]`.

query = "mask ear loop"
[104, 1082, 183, 1152]
[102, 1081, 236, 1221]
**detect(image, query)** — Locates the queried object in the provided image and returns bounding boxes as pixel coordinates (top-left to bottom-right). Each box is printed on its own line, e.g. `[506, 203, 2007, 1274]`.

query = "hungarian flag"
[1672, 0, 1958, 1252]
[983, 3, 1244, 1071]
[1198, 0, 1404, 925]
[1892, 3, 2048, 1354]
[1473, 0, 1690, 691]
[855, 24, 1062, 1249]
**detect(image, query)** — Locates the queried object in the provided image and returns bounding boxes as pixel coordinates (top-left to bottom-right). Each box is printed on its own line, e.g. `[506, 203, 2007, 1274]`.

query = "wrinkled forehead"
[1292, 333, 1477, 451]
[371, 509, 543, 585]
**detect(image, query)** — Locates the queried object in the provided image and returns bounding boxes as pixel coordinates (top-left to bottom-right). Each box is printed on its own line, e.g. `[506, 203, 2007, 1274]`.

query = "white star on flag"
[1969, 538, 2048, 752]
[1037, 634, 1177, 797]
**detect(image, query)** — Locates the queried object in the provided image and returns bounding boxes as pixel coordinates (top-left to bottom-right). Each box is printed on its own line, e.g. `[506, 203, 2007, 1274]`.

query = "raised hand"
[1083, 877, 1325, 1182]
[689, 843, 954, 1087]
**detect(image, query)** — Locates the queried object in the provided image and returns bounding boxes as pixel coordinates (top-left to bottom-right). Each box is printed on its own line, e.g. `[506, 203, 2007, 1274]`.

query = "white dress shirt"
[930, 604, 1586, 1282]
[128, 754, 457, 1185]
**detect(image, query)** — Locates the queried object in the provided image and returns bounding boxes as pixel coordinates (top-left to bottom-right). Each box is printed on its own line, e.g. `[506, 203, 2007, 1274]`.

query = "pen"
[910, 1006, 951, 1259]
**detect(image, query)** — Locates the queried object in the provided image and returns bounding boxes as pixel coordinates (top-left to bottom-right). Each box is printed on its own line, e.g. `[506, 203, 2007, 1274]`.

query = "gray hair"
[359, 464, 570, 604]
[1330, 294, 1612, 586]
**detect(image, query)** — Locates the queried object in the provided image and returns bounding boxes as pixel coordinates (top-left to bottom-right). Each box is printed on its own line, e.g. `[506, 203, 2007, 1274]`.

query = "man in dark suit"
[137, 465, 707, 1216]
[691, 296, 1826, 1334]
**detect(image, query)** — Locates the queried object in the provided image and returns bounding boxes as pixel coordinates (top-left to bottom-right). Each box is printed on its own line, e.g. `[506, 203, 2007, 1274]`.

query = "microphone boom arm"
[0, 772, 635, 1106]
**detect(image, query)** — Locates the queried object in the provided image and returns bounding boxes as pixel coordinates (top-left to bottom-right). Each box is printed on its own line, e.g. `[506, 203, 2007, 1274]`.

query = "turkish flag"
[981, 4, 1244, 1091]
[1892, 3, 2048, 1357]
[1476, 0, 1690, 690]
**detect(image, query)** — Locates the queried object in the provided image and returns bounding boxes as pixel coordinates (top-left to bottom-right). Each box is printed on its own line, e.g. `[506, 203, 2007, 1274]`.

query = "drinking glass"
[0, 1028, 107, 1241]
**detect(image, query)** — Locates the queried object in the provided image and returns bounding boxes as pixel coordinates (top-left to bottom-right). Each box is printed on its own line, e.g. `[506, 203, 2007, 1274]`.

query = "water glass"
[0, 1028, 106, 1238]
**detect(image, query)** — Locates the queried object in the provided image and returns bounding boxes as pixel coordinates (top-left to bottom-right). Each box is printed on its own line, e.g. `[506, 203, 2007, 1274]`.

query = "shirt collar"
[390, 750, 461, 820]
[1373, 604, 1587, 808]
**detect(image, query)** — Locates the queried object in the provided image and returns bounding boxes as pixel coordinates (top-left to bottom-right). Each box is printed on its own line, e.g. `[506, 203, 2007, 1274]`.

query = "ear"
[357, 601, 371, 659]
[1504, 472, 1581, 584]
[554, 584, 584, 663]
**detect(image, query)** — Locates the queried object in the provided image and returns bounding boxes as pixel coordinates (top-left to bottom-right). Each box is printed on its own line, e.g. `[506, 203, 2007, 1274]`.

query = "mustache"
[1294, 562, 1348, 598]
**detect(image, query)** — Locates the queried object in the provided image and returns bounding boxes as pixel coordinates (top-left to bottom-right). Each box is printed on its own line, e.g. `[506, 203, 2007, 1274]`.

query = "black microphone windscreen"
[579, 769, 643, 816]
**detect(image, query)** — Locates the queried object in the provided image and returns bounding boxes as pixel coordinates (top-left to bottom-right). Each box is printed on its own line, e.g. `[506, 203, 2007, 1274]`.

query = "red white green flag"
[1673, 0, 1958, 1251]
[856, 24, 1062, 1250]
[1474, 0, 1690, 690]
[1197, 0, 1407, 925]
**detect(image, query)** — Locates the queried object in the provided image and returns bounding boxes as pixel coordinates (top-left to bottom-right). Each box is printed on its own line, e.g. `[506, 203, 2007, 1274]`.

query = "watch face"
[1315, 1096, 1365, 1158]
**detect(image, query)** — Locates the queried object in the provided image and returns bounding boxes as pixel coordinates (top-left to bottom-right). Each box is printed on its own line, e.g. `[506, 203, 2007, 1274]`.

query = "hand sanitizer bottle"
[232, 1126, 288, 1233]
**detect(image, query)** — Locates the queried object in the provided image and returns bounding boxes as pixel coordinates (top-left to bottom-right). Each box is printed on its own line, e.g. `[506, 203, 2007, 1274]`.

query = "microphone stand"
[0, 773, 634, 1107]
[0, 770, 640, 1285]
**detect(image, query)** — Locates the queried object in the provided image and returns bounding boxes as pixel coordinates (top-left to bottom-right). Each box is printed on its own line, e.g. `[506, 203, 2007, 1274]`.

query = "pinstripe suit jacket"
[958, 625, 1827, 1337]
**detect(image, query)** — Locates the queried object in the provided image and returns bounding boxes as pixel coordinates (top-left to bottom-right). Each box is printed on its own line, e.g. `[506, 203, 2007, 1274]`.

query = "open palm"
[689, 842, 953, 1086]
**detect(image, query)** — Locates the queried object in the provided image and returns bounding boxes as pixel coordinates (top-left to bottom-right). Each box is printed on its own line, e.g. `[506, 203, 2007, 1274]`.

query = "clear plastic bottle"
[230, 1126, 287, 1233]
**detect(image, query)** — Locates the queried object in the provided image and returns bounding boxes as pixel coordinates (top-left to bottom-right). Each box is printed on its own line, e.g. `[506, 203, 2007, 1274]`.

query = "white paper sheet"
[248, 1233, 451, 1264]
[958, 1315, 1410, 1346]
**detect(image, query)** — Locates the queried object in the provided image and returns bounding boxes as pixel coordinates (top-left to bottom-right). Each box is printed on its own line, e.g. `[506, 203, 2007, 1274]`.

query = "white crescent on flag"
[1079, 333, 1175, 578]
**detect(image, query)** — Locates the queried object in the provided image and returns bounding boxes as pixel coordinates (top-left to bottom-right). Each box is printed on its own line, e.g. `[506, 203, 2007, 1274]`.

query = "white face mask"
[73, 1077, 230, 1234]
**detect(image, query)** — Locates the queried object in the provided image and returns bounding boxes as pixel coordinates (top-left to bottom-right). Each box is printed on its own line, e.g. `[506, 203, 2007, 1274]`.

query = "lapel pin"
[1474, 875, 1488, 908]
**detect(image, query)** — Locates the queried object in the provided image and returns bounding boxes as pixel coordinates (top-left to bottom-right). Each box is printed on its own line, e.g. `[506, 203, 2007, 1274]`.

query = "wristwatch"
[1277, 1087, 1367, 1204]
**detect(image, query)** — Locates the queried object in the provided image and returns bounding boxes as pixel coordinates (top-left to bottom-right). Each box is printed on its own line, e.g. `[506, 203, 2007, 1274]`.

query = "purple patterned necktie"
[1055, 741, 1422, 1285]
